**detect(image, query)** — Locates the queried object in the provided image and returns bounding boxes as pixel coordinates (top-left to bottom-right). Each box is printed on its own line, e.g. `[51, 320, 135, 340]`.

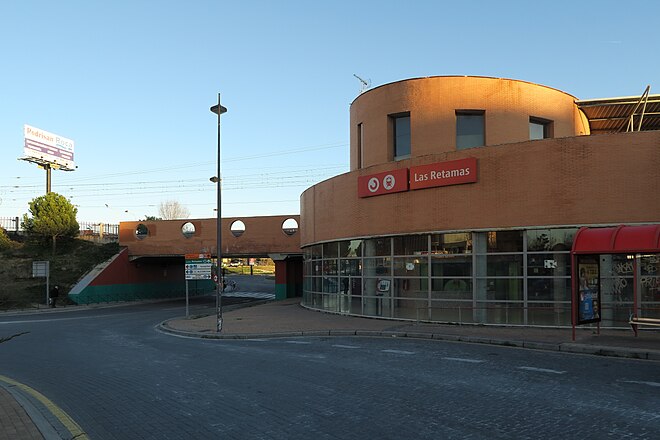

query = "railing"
[78, 222, 119, 239]
[0, 217, 21, 232]
[0, 216, 118, 240]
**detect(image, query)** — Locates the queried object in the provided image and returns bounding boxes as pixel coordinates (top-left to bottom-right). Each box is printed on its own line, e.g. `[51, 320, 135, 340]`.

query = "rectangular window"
[456, 111, 485, 149]
[529, 117, 553, 140]
[357, 123, 363, 168]
[391, 113, 411, 160]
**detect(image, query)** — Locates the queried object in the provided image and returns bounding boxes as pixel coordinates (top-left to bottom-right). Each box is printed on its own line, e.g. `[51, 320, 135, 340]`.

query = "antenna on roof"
[353, 74, 371, 94]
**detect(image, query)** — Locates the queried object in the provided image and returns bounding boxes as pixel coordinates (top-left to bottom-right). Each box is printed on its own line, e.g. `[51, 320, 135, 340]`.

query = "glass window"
[322, 259, 338, 275]
[340, 240, 363, 258]
[393, 235, 428, 256]
[363, 257, 391, 277]
[393, 257, 428, 277]
[308, 245, 322, 259]
[456, 111, 484, 149]
[527, 278, 571, 302]
[357, 123, 363, 169]
[487, 254, 523, 277]
[311, 261, 322, 276]
[475, 302, 524, 324]
[392, 278, 428, 299]
[529, 117, 553, 140]
[392, 114, 411, 159]
[431, 279, 473, 300]
[339, 277, 362, 296]
[323, 277, 339, 293]
[431, 255, 472, 277]
[527, 229, 576, 251]
[340, 259, 361, 276]
[364, 238, 391, 257]
[431, 233, 472, 254]
[486, 230, 523, 253]
[527, 302, 571, 326]
[527, 253, 571, 276]
[481, 278, 523, 301]
[641, 254, 660, 303]
[322, 242, 338, 258]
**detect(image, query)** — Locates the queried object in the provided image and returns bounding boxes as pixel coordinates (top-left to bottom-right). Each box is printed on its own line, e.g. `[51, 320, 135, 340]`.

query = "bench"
[629, 314, 660, 337]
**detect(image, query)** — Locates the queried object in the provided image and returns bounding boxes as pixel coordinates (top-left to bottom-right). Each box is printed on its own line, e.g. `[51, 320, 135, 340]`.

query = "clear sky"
[1, 0, 657, 225]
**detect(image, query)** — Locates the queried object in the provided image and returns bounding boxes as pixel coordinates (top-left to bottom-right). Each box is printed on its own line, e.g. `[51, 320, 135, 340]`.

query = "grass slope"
[0, 236, 119, 310]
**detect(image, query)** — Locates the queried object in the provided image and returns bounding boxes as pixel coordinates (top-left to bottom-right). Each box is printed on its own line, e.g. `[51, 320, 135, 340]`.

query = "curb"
[156, 322, 660, 361]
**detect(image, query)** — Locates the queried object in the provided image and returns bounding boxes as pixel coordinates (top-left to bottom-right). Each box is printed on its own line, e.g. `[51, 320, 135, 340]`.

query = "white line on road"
[518, 366, 566, 375]
[332, 344, 361, 349]
[285, 340, 312, 344]
[442, 357, 485, 364]
[382, 349, 415, 355]
[622, 380, 660, 387]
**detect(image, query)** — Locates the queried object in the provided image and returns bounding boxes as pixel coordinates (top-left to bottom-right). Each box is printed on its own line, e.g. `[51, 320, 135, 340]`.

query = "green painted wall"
[69, 280, 215, 305]
[274, 282, 302, 300]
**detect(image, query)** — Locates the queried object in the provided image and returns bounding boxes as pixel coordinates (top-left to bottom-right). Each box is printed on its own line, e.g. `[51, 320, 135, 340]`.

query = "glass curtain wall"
[302, 228, 590, 326]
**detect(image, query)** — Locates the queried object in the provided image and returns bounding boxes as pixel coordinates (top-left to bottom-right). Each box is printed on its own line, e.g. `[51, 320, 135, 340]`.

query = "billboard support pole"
[45, 164, 51, 193]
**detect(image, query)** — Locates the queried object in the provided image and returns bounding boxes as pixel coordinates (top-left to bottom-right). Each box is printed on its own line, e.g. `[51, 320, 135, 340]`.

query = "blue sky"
[1, 1, 657, 224]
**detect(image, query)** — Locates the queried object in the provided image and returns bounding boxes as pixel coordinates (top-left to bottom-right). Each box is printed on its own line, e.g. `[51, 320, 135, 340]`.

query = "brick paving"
[2, 297, 658, 439]
[0, 387, 43, 440]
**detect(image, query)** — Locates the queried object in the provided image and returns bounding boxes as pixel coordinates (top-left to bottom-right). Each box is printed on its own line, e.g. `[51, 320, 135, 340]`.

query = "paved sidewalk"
[161, 298, 660, 361]
[0, 387, 43, 439]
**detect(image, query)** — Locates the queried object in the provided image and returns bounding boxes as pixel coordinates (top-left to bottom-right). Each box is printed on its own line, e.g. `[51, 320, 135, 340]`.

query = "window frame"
[456, 110, 485, 150]
[529, 117, 554, 140]
[390, 112, 411, 160]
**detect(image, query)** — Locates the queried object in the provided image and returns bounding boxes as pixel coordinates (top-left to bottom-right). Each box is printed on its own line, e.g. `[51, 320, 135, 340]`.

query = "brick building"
[300, 76, 659, 327]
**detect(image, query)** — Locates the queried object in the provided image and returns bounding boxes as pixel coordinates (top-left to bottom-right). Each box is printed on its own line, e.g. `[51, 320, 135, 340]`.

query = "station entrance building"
[299, 76, 659, 327]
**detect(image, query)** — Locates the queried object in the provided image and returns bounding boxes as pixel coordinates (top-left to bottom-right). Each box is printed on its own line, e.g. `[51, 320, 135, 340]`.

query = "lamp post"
[210, 94, 227, 333]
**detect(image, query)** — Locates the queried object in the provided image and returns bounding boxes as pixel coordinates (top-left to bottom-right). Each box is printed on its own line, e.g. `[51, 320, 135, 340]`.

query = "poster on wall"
[576, 255, 601, 325]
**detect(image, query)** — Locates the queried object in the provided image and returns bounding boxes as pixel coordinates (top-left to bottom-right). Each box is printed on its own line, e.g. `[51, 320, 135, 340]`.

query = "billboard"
[23, 124, 75, 170]
[576, 255, 601, 325]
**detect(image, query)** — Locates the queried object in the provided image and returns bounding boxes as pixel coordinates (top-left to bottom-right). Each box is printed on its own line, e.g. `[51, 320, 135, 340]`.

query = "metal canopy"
[572, 225, 660, 255]
[576, 86, 660, 134]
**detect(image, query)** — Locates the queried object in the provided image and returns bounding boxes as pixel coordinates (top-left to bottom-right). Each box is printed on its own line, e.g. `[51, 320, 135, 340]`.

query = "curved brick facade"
[300, 76, 660, 327]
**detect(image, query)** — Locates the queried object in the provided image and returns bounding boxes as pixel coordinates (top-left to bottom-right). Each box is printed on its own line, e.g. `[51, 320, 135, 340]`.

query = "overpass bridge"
[69, 215, 303, 304]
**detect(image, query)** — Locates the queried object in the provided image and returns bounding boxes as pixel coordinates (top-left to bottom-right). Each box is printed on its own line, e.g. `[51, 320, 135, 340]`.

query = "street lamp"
[210, 94, 227, 333]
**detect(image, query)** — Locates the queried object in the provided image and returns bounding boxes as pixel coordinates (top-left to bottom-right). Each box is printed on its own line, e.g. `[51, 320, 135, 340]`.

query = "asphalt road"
[1, 296, 659, 439]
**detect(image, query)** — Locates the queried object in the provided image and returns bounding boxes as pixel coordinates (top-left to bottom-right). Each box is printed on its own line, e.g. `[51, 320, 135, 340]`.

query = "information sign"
[185, 254, 212, 280]
[32, 261, 49, 278]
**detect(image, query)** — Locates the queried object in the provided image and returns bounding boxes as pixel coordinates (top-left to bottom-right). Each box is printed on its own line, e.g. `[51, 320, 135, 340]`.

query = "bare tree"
[158, 200, 190, 220]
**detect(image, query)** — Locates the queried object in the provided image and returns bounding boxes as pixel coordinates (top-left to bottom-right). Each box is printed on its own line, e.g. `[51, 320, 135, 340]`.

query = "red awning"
[572, 225, 660, 254]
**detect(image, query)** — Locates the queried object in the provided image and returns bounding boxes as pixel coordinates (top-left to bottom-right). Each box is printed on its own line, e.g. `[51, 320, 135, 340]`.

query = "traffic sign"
[185, 254, 212, 280]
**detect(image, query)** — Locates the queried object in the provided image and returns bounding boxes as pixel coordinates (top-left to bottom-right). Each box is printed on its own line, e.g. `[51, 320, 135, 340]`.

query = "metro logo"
[358, 168, 409, 198]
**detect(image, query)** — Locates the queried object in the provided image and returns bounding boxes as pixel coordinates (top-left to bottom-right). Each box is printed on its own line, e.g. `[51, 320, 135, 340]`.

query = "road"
[1, 288, 659, 439]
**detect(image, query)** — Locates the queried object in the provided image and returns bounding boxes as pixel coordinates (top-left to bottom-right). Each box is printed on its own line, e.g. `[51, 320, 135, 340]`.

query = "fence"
[0, 217, 21, 233]
[0, 216, 118, 240]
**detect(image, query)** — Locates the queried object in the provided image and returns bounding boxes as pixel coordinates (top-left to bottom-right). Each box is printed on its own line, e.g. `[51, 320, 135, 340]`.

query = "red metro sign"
[357, 168, 409, 198]
[358, 157, 477, 198]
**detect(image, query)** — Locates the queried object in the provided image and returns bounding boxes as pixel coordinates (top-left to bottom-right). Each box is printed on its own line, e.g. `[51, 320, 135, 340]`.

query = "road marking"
[442, 357, 485, 363]
[285, 340, 312, 344]
[223, 291, 275, 300]
[382, 349, 415, 355]
[0, 375, 89, 440]
[622, 380, 660, 387]
[518, 366, 566, 374]
[332, 344, 361, 349]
